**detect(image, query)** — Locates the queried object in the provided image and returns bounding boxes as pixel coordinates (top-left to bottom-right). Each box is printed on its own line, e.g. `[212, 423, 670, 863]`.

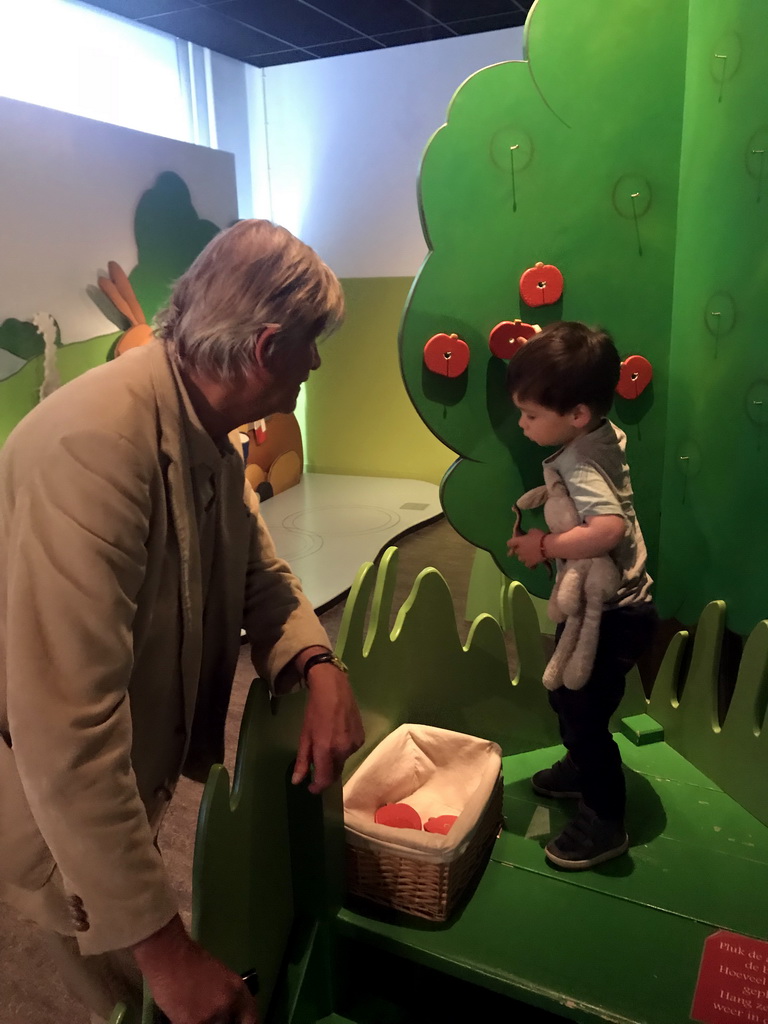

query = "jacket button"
[68, 895, 90, 932]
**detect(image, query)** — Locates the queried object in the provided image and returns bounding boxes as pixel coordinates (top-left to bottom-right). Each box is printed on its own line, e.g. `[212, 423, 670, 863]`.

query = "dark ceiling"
[81, 0, 533, 68]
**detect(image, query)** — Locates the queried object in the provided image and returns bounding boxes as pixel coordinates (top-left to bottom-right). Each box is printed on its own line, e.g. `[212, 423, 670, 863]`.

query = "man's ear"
[252, 324, 280, 368]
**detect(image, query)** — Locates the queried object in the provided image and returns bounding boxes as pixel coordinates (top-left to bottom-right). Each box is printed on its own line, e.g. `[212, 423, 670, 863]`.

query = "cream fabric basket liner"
[343, 723, 502, 866]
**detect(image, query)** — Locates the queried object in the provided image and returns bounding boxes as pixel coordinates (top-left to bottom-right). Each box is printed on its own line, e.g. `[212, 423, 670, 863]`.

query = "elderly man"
[0, 220, 364, 1024]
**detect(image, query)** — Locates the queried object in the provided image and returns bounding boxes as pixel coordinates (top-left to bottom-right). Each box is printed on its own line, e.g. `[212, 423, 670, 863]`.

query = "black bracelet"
[301, 651, 348, 684]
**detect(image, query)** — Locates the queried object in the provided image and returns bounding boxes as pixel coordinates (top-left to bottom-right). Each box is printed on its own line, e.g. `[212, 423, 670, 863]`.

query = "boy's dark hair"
[505, 321, 620, 416]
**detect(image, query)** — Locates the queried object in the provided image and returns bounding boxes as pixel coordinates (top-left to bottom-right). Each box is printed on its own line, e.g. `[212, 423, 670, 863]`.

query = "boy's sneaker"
[531, 756, 583, 799]
[545, 803, 629, 870]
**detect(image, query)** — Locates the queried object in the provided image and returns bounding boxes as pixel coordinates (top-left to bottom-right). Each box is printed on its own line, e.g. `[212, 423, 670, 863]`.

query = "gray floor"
[0, 518, 480, 1024]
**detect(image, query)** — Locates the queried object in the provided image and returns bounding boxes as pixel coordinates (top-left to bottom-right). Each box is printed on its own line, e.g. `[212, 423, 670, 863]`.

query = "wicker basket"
[345, 772, 503, 922]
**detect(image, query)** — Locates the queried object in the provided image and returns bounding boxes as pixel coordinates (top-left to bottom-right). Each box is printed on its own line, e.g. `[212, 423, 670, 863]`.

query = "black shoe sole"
[544, 834, 629, 870]
[531, 781, 583, 799]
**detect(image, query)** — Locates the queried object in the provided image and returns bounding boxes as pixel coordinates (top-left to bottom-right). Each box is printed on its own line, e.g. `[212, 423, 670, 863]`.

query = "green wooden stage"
[112, 549, 768, 1024]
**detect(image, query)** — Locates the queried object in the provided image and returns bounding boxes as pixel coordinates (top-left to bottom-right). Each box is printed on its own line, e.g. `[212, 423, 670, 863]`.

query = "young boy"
[506, 321, 657, 870]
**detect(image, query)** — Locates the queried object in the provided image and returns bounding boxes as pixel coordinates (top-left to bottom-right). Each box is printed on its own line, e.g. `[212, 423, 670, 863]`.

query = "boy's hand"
[507, 527, 549, 568]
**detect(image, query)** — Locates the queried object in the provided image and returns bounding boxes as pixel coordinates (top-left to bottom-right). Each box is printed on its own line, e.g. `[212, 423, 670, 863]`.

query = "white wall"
[208, 50, 257, 218]
[259, 28, 524, 277]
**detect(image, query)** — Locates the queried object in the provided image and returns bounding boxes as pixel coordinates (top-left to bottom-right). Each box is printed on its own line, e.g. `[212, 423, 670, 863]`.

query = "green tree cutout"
[401, 0, 767, 633]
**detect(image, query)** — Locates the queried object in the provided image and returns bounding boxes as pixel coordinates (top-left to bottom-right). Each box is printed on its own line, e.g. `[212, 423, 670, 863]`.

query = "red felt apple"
[488, 320, 539, 359]
[423, 333, 470, 378]
[424, 815, 458, 835]
[519, 261, 564, 307]
[374, 803, 423, 830]
[616, 354, 653, 399]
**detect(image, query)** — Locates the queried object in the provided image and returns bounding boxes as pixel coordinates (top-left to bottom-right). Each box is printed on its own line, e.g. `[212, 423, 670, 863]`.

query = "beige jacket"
[0, 343, 329, 954]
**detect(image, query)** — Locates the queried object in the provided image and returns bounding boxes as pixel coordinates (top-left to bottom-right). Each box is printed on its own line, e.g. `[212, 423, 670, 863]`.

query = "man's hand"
[507, 527, 549, 569]
[292, 663, 364, 794]
[133, 915, 259, 1024]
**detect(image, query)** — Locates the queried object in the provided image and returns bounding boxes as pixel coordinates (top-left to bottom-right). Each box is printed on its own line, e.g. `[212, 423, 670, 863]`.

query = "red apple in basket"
[375, 803, 423, 830]
[424, 815, 458, 835]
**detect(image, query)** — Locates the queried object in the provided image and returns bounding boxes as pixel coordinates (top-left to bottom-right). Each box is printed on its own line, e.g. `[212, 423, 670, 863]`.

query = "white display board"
[0, 95, 238, 355]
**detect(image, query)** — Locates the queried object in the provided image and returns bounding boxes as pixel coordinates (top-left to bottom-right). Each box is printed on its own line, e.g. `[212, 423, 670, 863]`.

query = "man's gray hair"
[154, 219, 344, 379]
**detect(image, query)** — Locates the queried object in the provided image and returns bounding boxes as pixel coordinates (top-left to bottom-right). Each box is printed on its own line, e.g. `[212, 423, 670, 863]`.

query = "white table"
[258, 473, 442, 611]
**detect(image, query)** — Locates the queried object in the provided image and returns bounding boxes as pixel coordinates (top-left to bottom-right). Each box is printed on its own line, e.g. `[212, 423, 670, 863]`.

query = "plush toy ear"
[515, 485, 548, 510]
[548, 478, 569, 496]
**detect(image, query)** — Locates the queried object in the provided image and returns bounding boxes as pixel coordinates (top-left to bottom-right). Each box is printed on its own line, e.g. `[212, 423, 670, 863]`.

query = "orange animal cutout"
[97, 262, 154, 356]
[241, 413, 304, 500]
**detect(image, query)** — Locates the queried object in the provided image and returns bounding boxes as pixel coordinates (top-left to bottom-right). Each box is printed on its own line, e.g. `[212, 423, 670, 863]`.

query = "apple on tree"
[616, 354, 653, 399]
[519, 261, 564, 307]
[488, 319, 540, 359]
[423, 332, 470, 377]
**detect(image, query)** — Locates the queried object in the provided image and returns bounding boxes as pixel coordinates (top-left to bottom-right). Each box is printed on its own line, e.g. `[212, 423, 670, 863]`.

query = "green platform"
[328, 552, 768, 1023]
[339, 737, 768, 1024]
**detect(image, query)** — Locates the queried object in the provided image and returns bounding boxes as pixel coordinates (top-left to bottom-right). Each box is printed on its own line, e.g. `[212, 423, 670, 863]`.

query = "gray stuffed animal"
[514, 467, 621, 690]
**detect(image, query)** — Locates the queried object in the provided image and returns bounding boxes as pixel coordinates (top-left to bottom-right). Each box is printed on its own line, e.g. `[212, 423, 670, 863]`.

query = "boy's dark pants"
[549, 603, 658, 822]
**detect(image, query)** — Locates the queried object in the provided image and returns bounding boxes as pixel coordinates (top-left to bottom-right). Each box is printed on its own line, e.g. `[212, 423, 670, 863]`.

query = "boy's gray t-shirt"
[543, 419, 652, 608]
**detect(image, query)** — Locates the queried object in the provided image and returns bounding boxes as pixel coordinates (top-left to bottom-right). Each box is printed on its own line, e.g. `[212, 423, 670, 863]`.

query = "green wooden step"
[620, 714, 665, 746]
[338, 860, 713, 1024]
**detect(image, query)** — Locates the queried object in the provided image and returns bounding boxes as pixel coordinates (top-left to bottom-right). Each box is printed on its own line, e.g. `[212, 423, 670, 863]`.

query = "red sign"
[692, 930, 768, 1024]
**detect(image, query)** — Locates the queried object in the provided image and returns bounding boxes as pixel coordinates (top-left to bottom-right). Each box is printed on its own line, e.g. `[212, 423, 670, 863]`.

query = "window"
[0, 0, 192, 142]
